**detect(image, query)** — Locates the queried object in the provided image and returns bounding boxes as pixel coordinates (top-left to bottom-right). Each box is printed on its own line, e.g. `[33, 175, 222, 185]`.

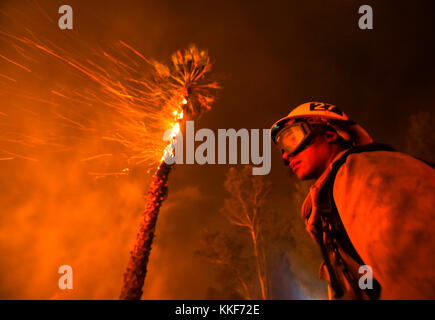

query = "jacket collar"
[301, 149, 349, 238]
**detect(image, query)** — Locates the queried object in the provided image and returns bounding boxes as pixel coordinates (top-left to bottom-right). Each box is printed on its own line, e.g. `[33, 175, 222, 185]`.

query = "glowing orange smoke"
[0, 1, 218, 299]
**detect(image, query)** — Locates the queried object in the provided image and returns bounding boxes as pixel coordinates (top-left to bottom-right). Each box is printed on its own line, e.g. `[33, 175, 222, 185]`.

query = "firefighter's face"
[282, 131, 339, 180]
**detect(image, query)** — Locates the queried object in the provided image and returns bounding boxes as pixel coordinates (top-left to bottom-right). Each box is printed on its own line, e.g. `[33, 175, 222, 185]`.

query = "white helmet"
[270, 102, 373, 146]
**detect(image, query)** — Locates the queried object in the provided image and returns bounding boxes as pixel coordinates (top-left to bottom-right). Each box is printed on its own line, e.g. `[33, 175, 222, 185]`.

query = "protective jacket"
[302, 143, 435, 299]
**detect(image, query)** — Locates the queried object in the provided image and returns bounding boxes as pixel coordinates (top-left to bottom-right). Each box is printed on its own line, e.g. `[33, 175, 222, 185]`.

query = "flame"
[161, 100, 185, 162]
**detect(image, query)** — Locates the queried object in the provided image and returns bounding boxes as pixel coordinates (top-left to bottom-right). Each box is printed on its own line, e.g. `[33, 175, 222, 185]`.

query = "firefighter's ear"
[324, 130, 338, 143]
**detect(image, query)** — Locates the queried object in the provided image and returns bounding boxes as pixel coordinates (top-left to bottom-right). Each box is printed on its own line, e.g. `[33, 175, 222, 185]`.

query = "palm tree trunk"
[119, 161, 172, 300]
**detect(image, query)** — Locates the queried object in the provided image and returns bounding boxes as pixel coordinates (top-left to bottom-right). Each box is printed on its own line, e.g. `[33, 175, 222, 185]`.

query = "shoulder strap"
[329, 143, 396, 178]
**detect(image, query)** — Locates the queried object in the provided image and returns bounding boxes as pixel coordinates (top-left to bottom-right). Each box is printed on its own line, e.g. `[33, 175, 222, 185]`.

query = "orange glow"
[0, 2, 218, 299]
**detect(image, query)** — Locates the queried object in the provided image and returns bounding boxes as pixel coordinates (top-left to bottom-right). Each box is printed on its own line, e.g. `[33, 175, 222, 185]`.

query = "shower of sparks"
[0, 23, 219, 176]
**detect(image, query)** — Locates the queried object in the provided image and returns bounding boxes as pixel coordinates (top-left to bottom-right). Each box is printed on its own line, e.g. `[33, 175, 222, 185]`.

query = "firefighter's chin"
[291, 164, 315, 180]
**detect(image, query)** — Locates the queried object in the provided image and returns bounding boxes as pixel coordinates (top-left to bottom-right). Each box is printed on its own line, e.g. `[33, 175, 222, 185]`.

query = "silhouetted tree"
[196, 229, 256, 299]
[222, 166, 271, 299]
[196, 166, 327, 299]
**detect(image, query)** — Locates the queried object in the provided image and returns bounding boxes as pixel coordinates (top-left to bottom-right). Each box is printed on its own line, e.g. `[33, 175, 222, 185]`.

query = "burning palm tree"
[119, 46, 219, 300]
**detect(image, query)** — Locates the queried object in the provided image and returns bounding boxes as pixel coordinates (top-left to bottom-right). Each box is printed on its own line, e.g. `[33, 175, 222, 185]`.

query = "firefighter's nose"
[281, 150, 291, 165]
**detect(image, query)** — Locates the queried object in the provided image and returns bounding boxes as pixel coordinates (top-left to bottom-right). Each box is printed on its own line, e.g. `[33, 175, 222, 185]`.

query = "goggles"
[275, 121, 317, 156]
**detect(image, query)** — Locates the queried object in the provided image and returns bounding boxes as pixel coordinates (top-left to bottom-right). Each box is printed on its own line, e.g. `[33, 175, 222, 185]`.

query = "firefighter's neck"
[314, 142, 346, 180]
[327, 143, 346, 166]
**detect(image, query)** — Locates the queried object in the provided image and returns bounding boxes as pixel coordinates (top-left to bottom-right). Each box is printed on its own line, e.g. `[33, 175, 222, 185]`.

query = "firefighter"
[270, 102, 435, 299]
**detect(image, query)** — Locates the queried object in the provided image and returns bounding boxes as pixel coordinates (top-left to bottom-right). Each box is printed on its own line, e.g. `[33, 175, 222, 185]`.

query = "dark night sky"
[129, 0, 435, 297]
[0, 0, 434, 299]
